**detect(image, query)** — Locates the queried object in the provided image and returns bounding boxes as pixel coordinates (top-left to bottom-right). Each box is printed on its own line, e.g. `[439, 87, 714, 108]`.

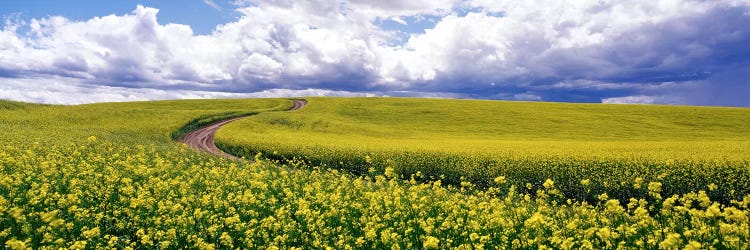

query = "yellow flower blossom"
[580, 179, 590, 186]
[543, 179, 554, 189]
[423, 236, 439, 249]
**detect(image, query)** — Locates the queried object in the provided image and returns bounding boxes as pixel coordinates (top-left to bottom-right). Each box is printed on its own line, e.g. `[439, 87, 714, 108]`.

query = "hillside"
[218, 97, 750, 157]
[0, 98, 291, 145]
[217, 97, 750, 200]
[1, 98, 749, 249]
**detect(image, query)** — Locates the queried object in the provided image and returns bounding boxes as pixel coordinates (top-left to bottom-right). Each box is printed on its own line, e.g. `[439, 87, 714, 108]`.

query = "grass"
[218, 97, 750, 154]
[216, 97, 750, 202]
[0, 98, 291, 145]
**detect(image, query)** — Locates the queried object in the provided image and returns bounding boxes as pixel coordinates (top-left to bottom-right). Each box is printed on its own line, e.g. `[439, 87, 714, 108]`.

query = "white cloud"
[384, 0, 749, 83]
[203, 0, 223, 11]
[346, 0, 458, 18]
[602, 95, 658, 104]
[390, 16, 408, 25]
[0, 1, 749, 106]
[602, 95, 686, 105]
[235, 0, 459, 19]
[0, 4, 384, 92]
[0, 77, 380, 105]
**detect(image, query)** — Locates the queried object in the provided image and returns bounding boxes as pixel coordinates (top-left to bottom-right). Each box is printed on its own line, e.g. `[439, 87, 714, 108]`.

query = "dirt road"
[180, 99, 307, 160]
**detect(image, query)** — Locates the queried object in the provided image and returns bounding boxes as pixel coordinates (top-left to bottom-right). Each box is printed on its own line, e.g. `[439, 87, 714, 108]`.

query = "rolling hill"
[1, 98, 749, 249]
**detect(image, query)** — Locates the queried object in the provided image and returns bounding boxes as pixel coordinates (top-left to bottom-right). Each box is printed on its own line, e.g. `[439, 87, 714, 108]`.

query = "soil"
[180, 99, 307, 160]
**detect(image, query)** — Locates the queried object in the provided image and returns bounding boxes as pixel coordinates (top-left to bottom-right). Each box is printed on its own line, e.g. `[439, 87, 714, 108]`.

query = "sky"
[0, 0, 749, 106]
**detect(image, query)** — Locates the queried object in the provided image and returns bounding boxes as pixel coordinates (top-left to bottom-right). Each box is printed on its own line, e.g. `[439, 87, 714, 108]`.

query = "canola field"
[217, 98, 750, 202]
[1, 98, 750, 249]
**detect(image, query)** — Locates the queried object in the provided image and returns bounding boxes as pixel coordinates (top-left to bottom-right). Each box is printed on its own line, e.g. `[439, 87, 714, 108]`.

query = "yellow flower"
[384, 166, 394, 178]
[355, 237, 366, 246]
[160, 241, 171, 248]
[648, 182, 662, 199]
[705, 203, 721, 218]
[580, 179, 590, 186]
[219, 232, 233, 247]
[605, 200, 623, 214]
[596, 227, 611, 241]
[70, 240, 87, 250]
[598, 193, 609, 201]
[107, 236, 119, 247]
[82, 227, 100, 239]
[684, 241, 701, 250]
[4, 239, 28, 250]
[423, 236, 439, 249]
[658, 233, 681, 249]
[543, 179, 554, 189]
[494, 176, 507, 185]
[633, 177, 644, 189]
[470, 232, 479, 241]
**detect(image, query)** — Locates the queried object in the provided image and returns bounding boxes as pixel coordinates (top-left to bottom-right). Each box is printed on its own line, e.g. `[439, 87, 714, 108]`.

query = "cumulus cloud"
[383, 0, 750, 102]
[0, 0, 748, 106]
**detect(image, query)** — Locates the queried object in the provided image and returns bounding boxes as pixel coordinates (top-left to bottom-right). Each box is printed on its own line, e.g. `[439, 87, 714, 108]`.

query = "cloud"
[383, 1, 750, 97]
[601, 95, 684, 105]
[0, 1, 749, 106]
[0, 77, 385, 105]
[235, 0, 459, 18]
[346, 0, 458, 18]
[389, 16, 408, 25]
[203, 0, 223, 11]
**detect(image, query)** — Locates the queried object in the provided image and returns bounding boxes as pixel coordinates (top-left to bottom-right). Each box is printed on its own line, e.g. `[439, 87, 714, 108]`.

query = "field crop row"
[2, 140, 749, 249]
[218, 142, 750, 204]
[2, 98, 749, 248]
[216, 98, 750, 203]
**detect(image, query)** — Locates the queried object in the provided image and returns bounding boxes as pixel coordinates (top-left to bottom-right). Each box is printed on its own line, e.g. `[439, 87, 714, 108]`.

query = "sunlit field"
[217, 98, 750, 202]
[1, 98, 749, 249]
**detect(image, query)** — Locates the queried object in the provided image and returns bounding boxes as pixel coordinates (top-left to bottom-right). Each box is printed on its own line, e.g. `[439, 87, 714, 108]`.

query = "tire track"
[180, 99, 307, 160]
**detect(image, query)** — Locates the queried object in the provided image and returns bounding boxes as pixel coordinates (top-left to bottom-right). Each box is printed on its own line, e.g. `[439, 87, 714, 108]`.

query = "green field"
[1, 98, 749, 249]
[0, 98, 291, 145]
[217, 98, 750, 201]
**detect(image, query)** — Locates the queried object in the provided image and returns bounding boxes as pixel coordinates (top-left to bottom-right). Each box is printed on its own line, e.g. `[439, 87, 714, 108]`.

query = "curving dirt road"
[180, 99, 307, 160]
